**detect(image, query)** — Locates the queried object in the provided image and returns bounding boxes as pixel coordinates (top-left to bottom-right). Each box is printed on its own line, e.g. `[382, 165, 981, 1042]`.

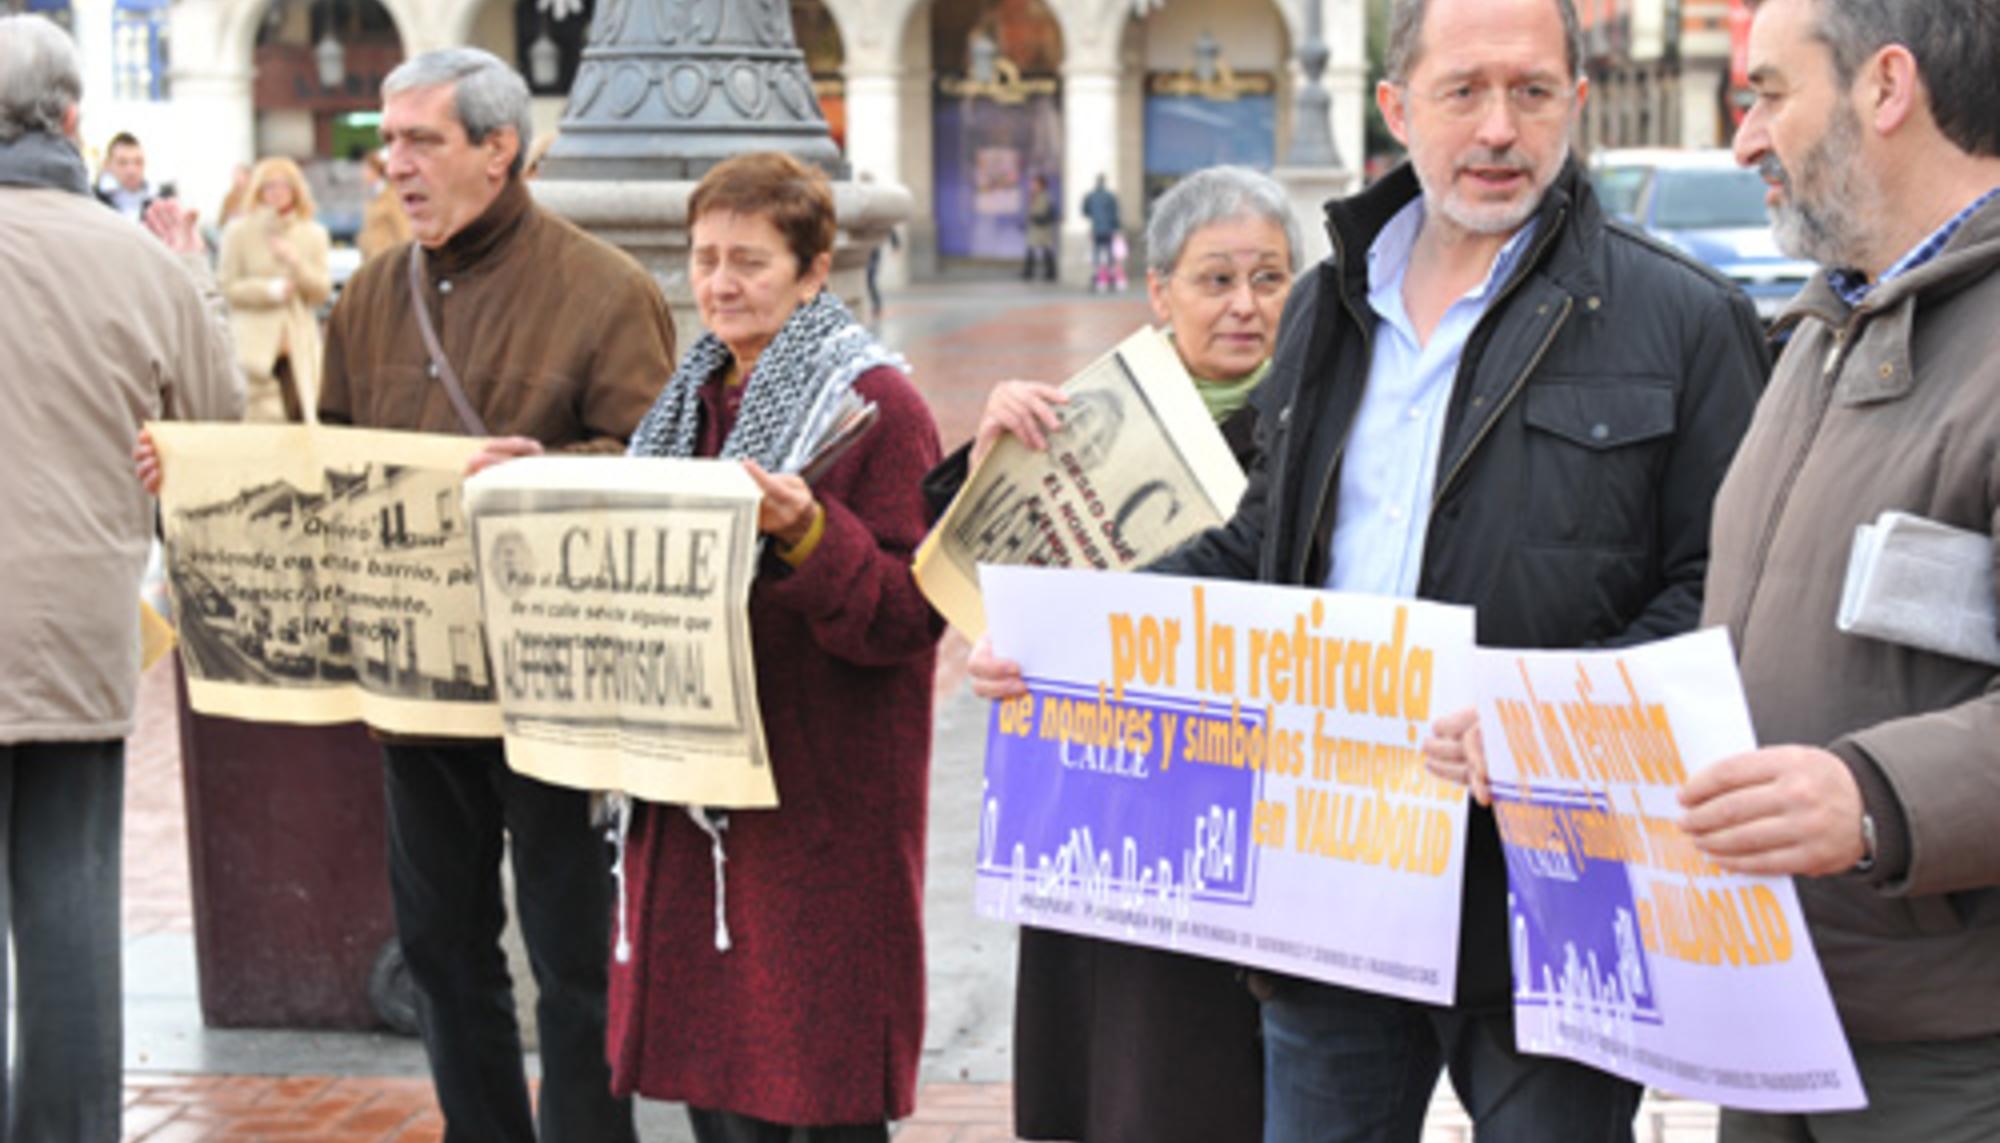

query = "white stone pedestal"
[532, 177, 916, 349]
[1272, 165, 1358, 268]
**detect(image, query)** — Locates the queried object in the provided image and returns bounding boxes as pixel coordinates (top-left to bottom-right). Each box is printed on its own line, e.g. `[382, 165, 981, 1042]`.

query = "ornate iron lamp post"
[532, 0, 910, 344]
[537, 0, 844, 182]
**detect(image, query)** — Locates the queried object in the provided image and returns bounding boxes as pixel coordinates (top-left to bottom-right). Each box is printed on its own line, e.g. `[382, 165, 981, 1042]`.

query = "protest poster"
[1472, 629, 1865, 1111]
[978, 565, 1475, 1005]
[463, 457, 776, 808]
[150, 422, 500, 737]
[914, 327, 1247, 636]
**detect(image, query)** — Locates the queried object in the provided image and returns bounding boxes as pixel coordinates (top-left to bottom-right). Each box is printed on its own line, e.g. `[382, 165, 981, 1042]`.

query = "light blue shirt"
[1325, 199, 1540, 597]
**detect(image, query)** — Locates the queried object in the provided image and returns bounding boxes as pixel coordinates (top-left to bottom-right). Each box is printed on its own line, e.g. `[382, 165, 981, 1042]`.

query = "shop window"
[113, 0, 170, 102]
[12, 0, 74, 34]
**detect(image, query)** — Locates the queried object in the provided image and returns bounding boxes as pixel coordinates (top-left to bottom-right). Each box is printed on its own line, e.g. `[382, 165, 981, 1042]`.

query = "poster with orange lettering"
[977, 565, 1475, 1005]
[1474, 629, 1864, 1111]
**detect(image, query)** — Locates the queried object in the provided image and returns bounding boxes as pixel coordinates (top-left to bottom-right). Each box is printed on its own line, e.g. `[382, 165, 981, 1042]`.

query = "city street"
[105, 281, 1720, 1142]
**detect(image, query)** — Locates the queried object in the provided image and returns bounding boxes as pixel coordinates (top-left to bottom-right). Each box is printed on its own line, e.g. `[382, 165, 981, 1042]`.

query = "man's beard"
[1764, 105, 1879, 269]
[1416, 137, 1569, 237]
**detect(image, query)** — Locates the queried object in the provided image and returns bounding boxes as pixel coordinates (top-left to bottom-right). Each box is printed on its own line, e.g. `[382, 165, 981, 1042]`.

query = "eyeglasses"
[1178, 268, 1292, 299]
[1418, 80, 1576, 122]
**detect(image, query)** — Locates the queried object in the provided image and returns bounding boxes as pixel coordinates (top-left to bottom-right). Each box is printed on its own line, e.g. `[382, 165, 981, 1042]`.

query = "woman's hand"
[970, 381, 1068, 469]
[464, 435, 544, 478]
[1422, 707, 1491, 806]
[269, 234, 299, 269]
[133, 428, 164, 496]
[743, 460, 820, 548]
[967, 635, 1028, 700]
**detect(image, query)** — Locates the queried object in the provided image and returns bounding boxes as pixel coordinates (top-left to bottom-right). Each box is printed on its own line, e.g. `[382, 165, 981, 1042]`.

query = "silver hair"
[1384, 0, 1583, 84]
[382, 48, 533, 177]
[0, 15, 81, 144]
[1145, 166, 1303, 276]
[1809, 0, 2000, 158]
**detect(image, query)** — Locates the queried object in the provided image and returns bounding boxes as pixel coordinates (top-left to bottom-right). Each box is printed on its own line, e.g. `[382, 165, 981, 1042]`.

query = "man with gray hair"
[0, 13, 240, 1139]
[319, 46, 674, 1143]
[1683, 0, 2000, 1137]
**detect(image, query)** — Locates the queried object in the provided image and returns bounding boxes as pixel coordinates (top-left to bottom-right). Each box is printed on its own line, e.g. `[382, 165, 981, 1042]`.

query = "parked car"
[1591, 148, 1815, 320]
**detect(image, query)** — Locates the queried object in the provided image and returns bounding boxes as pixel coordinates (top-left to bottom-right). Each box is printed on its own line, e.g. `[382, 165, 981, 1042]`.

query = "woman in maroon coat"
[604, 152, 943, 1141]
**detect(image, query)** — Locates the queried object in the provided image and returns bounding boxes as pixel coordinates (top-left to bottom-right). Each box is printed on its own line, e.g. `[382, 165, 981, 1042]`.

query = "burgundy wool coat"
[606, 363, 944, 1125]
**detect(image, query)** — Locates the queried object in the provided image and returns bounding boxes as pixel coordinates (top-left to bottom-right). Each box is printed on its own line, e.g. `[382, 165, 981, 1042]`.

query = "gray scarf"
[626, 290, 904, 469]
[0, 132, 89, 196]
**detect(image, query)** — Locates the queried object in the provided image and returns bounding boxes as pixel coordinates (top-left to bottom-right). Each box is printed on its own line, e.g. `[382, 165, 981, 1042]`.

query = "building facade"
[19, 0, 1366, 284]
[1573, 0, 1750, 155]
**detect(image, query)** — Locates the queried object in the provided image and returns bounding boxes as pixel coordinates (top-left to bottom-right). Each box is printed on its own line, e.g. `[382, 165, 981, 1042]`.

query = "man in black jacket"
[972, 0, 1768, 1137]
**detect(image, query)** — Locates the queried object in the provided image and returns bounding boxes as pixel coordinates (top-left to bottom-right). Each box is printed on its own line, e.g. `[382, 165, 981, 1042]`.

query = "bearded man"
[1684, 1, 2000, 1139]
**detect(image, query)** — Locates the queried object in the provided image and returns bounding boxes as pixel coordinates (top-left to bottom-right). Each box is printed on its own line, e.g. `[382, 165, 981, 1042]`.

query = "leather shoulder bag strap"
[407, 245, 490, 436]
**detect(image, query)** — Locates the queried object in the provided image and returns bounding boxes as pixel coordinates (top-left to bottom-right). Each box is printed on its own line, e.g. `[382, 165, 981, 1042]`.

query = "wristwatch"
[1852, 811, 1878, 875]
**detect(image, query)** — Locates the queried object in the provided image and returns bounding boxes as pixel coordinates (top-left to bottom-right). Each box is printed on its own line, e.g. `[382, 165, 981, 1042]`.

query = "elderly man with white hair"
[0, 13, 240, 1139]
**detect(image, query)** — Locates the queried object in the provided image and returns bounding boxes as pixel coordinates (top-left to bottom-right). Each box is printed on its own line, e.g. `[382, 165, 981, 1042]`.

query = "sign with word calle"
[1473, 629, 1864, 1111]
[464, 457, 774, 807]
[978, 566, 1475, 1004]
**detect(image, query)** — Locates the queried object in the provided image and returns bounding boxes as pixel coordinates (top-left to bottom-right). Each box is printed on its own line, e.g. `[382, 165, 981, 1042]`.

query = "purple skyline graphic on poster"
[1499, 787, 1662, 1026]
[978, 679, 1260, 907]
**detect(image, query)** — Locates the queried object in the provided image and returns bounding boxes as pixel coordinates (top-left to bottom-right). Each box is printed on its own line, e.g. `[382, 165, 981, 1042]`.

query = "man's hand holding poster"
[1471, 629, 1865, 1112]
[978, 565, 1476, 1005]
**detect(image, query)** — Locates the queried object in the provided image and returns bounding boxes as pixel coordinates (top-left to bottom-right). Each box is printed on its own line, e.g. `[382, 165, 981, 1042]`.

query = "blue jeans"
[1260, 978, 1640, 1143]
[1, 740, 124, 1143]
[384, 741, 633, 1143]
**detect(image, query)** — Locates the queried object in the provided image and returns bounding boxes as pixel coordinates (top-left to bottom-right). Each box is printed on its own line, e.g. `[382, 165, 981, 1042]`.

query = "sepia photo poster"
[149, 423, 503, 737]
[463, 457, 776, 808]
[914, 327, 1248, 637]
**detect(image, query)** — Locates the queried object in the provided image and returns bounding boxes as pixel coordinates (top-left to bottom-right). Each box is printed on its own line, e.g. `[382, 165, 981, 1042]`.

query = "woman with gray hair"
[949, 165, 1299, 485]
[932, 165, 1300, 1143]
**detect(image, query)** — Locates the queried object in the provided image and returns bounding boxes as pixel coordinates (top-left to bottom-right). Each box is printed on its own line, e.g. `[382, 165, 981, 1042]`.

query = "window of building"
[113, 0, 171, 102]
[9, 0, 75, 34]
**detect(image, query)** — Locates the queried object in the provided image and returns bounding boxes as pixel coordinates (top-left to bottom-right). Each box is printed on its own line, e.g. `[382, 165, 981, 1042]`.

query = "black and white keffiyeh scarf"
[626, 290, 904, 468]
[613, 290, 904, 960]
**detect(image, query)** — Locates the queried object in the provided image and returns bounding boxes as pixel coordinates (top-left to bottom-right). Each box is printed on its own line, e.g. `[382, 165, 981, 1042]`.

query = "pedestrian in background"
[93, 128, 158, 220]
[1082, 173, 1123, 292]
[355, 148, 409, 262]
[1023, 172, 1057, 281]
[603, 151, 943, 1143]
[0, 15, 241, 1139]
[218, 157, 329, 423]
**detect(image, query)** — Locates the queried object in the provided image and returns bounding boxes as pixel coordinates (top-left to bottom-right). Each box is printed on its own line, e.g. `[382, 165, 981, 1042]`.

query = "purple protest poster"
[976, 566, 1476, 1005]
[1474, 631, 1866, 1112]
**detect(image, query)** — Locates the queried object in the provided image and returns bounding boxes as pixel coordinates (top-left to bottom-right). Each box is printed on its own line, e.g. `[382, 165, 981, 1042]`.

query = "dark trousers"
[1259, 978, 1640, 1143]
[383, 741, 633, 1143]
[1720, 1034, 2000, 1142]
[687, 1107, 888, 1143]
[1022, 245, 1056, 281]
[0, 740, 124, 1143]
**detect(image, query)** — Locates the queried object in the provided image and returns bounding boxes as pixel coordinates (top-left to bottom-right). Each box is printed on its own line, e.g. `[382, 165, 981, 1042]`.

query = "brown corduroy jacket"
[319, 177, 673, 449]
